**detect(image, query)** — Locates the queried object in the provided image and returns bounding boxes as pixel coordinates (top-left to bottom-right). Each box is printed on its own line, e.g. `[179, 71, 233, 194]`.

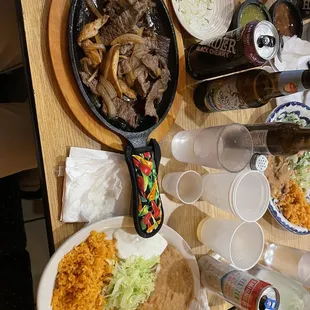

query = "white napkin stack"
[275, 36, 310, 72]
[62, 147, 131, 223]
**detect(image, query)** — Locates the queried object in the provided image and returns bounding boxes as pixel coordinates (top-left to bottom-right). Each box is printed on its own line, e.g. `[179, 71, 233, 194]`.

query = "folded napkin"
[62, 147, 131, 223]
[274, 36, 310, 107]
[275, 36, 310, 72]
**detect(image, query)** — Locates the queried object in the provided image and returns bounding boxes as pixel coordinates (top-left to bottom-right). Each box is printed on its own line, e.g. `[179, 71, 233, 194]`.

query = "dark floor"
[0, 175, 49, 310]
[22, 199, 50, 296]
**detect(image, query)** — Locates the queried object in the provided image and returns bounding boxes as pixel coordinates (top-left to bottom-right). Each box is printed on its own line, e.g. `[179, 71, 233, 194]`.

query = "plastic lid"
[230, 171, 270, 222]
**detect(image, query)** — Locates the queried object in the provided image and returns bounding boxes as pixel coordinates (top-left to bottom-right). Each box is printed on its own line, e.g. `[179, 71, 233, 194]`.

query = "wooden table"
[19, 0, 310, 309]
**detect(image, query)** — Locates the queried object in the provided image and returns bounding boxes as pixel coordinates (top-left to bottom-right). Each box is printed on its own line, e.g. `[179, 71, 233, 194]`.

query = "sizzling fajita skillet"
[68, 0, 179, 238]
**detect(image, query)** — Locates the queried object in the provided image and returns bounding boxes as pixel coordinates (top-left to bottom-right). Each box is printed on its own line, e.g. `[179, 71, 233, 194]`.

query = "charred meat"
[77, 0, 171, 129]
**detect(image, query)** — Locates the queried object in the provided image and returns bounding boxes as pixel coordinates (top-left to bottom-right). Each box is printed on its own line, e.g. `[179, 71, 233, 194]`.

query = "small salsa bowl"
[230, 0, 271, 29]
[269, 0, 303, 38]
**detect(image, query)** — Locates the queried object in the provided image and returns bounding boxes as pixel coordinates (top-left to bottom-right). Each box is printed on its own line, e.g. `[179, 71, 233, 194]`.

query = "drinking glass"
[171, 124, 253, 172]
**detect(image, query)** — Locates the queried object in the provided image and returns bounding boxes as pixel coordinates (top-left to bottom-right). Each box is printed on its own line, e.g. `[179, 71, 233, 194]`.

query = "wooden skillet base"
[48, 0, 185, 151]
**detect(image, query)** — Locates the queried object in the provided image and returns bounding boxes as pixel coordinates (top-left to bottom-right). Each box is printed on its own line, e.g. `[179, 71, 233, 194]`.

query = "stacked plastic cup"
[169, 124, 271, 270]
[162, 170, 203, 204]
[197, 218, 265, 271]
[201, 170, 270, 222]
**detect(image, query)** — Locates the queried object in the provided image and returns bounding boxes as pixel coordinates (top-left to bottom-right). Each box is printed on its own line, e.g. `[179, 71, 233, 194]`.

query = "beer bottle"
[295, 0, 310, 19]
[194, 69, 310, 113]
[245, 122, 310, 156]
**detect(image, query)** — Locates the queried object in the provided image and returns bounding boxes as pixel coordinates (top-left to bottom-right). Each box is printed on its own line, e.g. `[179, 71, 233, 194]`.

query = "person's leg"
[0, 174, 35, 310]
[0, 102, 37, 178]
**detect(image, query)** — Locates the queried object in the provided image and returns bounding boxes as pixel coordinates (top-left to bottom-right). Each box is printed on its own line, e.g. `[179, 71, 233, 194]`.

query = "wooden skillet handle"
[125, 139, 164, 238]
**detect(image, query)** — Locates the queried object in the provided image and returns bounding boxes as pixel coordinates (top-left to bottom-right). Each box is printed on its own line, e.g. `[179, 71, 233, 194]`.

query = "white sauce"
[113, 228, 168, 260]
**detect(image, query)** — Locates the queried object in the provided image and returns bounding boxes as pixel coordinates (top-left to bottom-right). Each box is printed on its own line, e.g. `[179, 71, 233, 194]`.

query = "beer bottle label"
[250, 130, 271, 154]
[302, 0, 310, 15]
[204, 77, 248, 111]
[279, 71, 306, 96]
[196, 27, 242, 58]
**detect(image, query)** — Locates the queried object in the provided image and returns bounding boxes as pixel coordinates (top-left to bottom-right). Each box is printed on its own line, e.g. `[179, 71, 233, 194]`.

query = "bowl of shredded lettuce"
[171, 0, 234, 40]
[266, 101, 310, 234]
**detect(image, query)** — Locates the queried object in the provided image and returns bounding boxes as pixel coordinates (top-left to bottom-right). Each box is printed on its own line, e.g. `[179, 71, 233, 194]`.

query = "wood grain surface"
[21, 0, 310, 309]
[48, 0, 185, 151]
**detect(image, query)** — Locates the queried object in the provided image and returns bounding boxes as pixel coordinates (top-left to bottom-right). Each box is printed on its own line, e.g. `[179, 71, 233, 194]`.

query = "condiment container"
[269, 0, 303, 38]
[231, 0, 271, 29]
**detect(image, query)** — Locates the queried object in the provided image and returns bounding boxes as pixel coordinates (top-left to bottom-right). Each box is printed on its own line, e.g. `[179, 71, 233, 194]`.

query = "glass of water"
[171, 124, 253, 172]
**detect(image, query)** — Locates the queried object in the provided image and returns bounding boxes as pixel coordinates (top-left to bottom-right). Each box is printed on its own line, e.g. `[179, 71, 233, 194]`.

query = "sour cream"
[113, 228, 168, 259]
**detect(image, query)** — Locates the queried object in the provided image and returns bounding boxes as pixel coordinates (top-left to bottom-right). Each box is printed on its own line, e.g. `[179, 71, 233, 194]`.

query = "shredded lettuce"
[290, 151, 310, 196]
[279, 112, 309, 127]
[105, 256, 159, 310]
[175, 0, 214, 27]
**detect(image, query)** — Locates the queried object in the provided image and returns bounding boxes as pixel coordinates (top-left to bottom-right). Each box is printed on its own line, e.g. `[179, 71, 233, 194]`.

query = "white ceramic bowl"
[171, 0, 234, 40]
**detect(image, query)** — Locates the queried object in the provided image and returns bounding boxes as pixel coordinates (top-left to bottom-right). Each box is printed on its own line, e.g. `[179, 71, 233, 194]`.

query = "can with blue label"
[198, 256, 280, 310]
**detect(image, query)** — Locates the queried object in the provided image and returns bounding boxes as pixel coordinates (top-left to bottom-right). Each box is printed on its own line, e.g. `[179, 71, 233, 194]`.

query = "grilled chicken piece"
[81, 39, 102, 67]
[77, 15, 109, 45]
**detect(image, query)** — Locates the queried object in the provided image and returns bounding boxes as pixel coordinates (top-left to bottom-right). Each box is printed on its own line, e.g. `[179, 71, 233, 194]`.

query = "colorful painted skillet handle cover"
[125, 139, 164, 238]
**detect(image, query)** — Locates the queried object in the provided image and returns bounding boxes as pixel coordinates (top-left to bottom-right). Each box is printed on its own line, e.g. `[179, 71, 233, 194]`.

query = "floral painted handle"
[125, 139, 163, 238]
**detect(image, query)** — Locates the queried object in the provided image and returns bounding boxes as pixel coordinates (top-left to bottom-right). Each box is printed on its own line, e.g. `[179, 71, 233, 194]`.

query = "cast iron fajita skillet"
[68, 0, 179, 238]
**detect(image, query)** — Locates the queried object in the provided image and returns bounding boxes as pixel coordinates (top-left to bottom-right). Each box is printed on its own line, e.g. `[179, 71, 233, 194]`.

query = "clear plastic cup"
[171, 124, 253, 172]
[197, 218, 265, 271]
[201, 171, 270, 222]
[162, 170, 203, 204]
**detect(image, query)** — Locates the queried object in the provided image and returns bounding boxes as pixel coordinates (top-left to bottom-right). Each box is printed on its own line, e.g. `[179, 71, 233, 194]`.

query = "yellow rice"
[51, 231, 117, 310]
[278, 181, 310, 230]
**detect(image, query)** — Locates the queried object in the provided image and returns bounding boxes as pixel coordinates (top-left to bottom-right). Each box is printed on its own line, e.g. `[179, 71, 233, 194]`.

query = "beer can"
[220, 269, 280, 310]
[198, 256, 280, 310]
[186, 21, 280, 80]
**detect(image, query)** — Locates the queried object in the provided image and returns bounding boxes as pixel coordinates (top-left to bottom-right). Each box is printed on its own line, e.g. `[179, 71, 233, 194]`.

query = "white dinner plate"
[171, 0, 234, 40]
[37, 216, 201, 309]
